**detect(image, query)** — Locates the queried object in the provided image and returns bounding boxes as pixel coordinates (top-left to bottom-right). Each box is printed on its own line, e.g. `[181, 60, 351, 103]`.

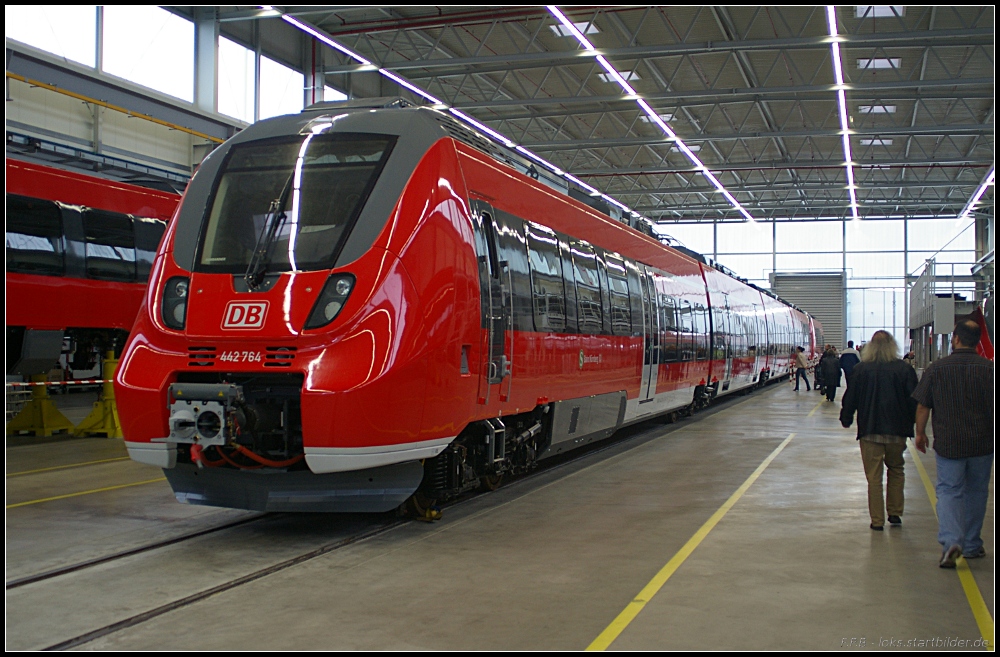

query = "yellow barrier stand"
[6, 374, 76, 437]
[74, 352, 122, 438]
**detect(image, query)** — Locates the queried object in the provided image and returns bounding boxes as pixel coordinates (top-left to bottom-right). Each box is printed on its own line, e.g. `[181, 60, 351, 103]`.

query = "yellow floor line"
[806, 400, 824, 417]
[6, 478, 167, 509]
[587, 432, 796, 651]
[906, 440, 994, 649]
[7, 456, 130, 477]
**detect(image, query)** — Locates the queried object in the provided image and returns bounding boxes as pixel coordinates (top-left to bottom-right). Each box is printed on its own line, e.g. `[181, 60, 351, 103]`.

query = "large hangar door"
[769, 272, 846, 349]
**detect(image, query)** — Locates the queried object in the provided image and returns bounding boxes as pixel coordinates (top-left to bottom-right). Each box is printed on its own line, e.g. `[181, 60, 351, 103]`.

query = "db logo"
[222, 301, 268, 329]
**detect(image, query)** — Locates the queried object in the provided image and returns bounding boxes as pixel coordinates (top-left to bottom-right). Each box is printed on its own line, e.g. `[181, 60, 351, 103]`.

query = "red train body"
[5, 160, 180, 375]
[114, 101, 822, 511]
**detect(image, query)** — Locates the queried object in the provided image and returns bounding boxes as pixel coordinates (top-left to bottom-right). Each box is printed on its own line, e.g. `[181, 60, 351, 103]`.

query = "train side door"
[470, 200, 512, 405]
[722, 298, 734, 383]
[639, 266, 659, 403]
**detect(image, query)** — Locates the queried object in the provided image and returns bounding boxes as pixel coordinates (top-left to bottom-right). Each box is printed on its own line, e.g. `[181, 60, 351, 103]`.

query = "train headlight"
[305, 274, 355, 329]
[162, 276, 190, 330]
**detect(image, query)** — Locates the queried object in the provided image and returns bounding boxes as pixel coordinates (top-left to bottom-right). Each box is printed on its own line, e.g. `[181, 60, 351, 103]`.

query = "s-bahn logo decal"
[222, 301, 268, 329]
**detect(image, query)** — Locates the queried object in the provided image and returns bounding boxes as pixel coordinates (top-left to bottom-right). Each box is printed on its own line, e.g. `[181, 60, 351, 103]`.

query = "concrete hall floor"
[5, 382, 994, 650]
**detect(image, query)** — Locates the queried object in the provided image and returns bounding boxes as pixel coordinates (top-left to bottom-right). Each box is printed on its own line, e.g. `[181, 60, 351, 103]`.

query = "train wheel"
[403, 492, 441, 521]
[480, 473, 503, 491]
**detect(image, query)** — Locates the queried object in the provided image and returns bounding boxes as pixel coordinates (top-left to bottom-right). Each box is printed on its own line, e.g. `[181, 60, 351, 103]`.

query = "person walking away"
[912, 320, 994, 568]
[793, 346, 810, 391]
[839, 330, 918, 531]
[820, 347, 842, 401]
[840, 340, 861, 381]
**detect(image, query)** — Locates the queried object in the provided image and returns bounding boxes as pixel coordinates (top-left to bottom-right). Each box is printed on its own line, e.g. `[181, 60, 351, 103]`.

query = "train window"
[134, 217, 167, 282]
[570, 240, 602, 334]
[493, 211, 534, 333]
[83, 209, 137, 282]
[525, 222, 566, 332]
[605, 254, 631, 336]
[679, 300, 695, 361]
[660, 295, 678, 362]
[694, 303, 709, 360]
[6, 194, 65, 276]
[712, 307, 728, 360]
[198, 134, 395, 273]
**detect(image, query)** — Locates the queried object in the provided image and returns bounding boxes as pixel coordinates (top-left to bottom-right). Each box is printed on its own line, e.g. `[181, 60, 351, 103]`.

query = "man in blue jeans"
[913, 319, 994, 568]
[793, 346, 811, 391]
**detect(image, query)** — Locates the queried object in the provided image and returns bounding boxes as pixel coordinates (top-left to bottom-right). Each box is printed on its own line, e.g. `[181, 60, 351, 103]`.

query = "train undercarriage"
[153, 369, 785, 514]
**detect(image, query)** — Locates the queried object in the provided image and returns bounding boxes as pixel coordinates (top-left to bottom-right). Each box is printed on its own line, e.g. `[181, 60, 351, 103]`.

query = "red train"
[6, 160, 180, 376]
[114, 98, 823, 512]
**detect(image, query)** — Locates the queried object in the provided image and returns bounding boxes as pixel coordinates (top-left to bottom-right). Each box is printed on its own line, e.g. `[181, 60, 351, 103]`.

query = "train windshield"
[197, 133, 395, 272]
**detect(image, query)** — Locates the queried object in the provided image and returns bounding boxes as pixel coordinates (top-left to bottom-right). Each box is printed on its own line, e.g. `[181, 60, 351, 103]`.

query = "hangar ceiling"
[218, 5, 993, 226]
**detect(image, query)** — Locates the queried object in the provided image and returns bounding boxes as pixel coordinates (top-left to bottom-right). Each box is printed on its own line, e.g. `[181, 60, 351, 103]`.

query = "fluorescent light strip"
[514, 145, 565, 175]
[827, 6, 860, 221]
[446, 109, 516, 148]
[276, 7, 650, 220]
[956, 166, 995, 226]
[564, 173, 601, 195]
[280, 14, 373, 67]
[548, 5, 756, 222]
[380, 70, 443, 105]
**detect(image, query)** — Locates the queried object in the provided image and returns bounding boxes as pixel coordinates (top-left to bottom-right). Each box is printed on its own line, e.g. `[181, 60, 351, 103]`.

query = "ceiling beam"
[573, 159, 994, 176]
[450, 77, 993, 109]
[520, 124, 991, 150]
[322, 28, 993, 74]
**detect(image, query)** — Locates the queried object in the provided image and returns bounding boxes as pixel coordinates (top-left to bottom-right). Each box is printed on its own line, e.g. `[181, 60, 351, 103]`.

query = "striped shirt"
[911, 348, 994, 459]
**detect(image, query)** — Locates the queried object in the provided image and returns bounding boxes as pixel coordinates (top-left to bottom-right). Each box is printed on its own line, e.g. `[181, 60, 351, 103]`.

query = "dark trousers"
[794, 367, 810, 390]
[826, 385, 837, 401]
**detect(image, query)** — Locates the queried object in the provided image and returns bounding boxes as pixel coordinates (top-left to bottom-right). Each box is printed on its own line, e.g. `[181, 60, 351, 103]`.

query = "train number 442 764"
[218, 351, 263, 363]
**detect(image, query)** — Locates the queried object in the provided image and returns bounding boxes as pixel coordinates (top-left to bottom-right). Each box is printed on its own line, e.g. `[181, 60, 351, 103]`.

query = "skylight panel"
[860, 138, 893, 146]
[550, 21, 598, 37]
[857, 58, 901, 70]
[858, 105, 896, 114]
[597, 71, 640, 83]
[855, 6, 905, 18]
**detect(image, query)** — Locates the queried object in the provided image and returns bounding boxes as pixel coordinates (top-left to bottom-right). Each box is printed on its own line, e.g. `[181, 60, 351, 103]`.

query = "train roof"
[171, 100, 815, 321]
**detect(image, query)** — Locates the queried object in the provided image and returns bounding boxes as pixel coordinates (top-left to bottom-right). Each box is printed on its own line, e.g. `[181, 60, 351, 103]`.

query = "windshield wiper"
[244, 171, 295, 291]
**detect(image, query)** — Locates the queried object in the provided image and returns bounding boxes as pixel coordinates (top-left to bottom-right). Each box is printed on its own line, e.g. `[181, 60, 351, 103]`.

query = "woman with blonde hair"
[840, 331, 919, 530]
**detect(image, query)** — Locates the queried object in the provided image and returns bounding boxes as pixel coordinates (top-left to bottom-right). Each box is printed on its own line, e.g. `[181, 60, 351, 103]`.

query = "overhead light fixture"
[858, 104, 896, 114]
[858, 58, 901, 70]
[547, 5, 756, 223]
[955, 165, 995, 227]
[827, 5, 860, 221]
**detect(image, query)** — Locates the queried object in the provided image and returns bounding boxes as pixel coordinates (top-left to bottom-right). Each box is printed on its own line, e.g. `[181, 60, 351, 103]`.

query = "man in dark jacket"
[913, 320, 994, 568]
[840, 340, 861, 380]
[820, 347, 842, 402]
[840, 330, 919, 530]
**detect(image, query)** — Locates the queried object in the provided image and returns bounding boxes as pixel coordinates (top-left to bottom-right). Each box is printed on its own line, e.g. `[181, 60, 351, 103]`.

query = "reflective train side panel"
[6, 159, 180, 376]
[114, 104, 821, 512]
